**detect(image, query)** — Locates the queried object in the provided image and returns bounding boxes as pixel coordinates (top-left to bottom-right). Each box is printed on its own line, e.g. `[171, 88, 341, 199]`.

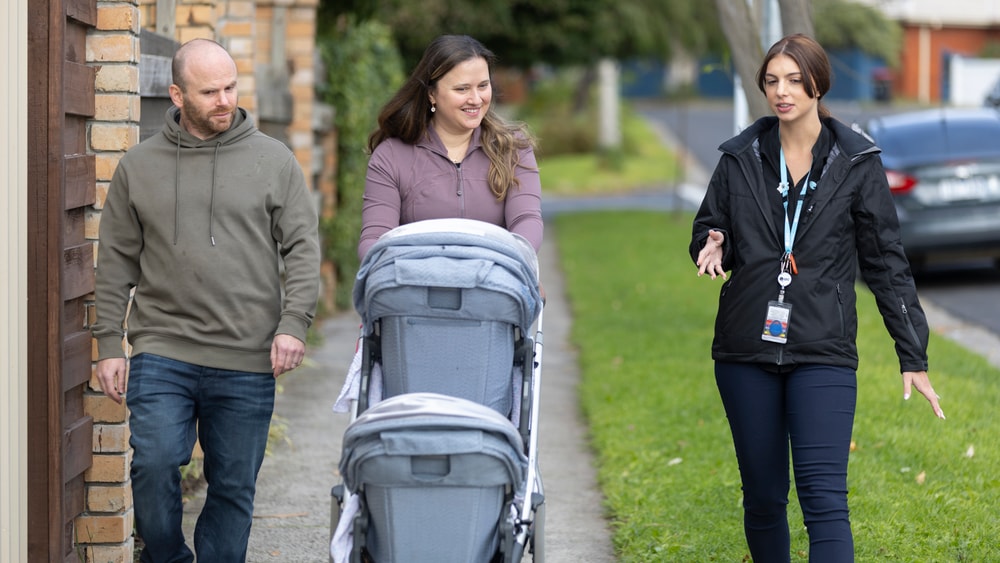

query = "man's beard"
[182, 100, 236, 139]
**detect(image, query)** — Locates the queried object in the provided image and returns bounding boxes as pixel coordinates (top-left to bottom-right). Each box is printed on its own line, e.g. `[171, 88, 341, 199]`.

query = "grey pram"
[331, 219, 546, 563]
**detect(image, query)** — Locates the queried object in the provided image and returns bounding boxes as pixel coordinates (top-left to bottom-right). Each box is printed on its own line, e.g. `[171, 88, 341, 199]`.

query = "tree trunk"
[715, 0, 769, 120]
[778, 0, 814, 37]
[572, 64, 597, 115]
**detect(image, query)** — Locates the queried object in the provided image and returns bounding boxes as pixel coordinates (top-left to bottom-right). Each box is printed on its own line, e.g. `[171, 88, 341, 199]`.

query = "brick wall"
[898, 25, 1000, 103]
[82, 1, 327, 560]
[285, 2, 320, 176]
[134, 0, 320, 186]
[80, 2, 140, 560]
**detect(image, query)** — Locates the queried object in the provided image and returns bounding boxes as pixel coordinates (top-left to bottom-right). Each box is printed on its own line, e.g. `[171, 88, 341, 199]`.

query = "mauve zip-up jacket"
[690, 116, 929, 373]
[92, 106, 320, 374]
[358, 124, 543, 259]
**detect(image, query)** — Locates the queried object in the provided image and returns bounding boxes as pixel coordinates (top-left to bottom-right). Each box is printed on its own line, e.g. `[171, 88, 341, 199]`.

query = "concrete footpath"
[182, 234, 617, 562]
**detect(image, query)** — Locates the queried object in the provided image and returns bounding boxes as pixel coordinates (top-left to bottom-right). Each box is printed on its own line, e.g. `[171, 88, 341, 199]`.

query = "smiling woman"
[428, 56, 492, 162]
[357, 34, 543, 260]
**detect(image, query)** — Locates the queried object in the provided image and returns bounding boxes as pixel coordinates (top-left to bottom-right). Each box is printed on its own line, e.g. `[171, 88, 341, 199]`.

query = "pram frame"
[331, 219, 546, 563]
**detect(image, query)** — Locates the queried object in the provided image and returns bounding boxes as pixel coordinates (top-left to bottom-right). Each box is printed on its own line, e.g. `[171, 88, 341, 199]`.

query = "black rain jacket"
[690, 116, 929, 373]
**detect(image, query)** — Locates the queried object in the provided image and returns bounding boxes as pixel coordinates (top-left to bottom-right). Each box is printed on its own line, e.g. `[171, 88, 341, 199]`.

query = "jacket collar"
[719, 115, 883, 247]
[719, 115, 880, 161]
[419, 123, 484, 160]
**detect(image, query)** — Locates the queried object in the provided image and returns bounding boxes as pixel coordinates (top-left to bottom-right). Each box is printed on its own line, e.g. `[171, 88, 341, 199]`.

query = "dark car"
[863, 107, 1000, 269]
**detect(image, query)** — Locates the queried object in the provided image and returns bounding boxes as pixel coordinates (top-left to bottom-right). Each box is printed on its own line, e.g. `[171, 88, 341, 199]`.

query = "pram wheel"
[530, 501, 545, 562]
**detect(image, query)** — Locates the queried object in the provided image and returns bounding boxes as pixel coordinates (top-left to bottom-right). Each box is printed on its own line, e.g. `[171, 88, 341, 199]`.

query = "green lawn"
[551, 210, 1000, 562]
[533, 108, 680, 195]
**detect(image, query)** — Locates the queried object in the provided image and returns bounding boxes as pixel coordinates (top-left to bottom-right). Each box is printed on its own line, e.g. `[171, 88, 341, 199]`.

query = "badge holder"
[765, 150, 810, 345]
[762, 267, 793, 344]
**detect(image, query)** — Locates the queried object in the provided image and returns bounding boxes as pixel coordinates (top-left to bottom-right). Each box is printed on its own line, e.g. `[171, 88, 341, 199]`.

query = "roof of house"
[852, 0, 1000, 27]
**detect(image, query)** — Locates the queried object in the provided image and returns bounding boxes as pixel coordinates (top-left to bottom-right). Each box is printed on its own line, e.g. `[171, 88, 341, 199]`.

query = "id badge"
[761, 300, 792, 344]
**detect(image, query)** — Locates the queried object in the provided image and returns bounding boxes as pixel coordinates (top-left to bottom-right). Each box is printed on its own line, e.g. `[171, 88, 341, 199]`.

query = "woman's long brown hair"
[756, 33, 833, 120]
[368, 35, 536, 200]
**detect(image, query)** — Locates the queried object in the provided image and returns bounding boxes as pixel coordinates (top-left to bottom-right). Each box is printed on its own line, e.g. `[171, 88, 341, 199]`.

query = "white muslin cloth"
[331, 342, 377, 563]
[333, 345, 383, 413]
[330, 488, 359, 563]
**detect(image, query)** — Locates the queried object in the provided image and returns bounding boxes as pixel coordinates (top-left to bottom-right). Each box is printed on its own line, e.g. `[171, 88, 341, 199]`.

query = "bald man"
[92, 38, 320, 562]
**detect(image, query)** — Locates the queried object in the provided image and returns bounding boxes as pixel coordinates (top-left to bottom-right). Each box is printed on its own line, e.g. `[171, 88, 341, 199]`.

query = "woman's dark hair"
[368, 34, 535, 200]
[756, 33, 832, 120]
[368, 35, 497, 151]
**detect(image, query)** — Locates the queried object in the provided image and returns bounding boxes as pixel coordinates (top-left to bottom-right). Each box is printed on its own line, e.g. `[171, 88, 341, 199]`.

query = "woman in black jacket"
[690, 34, 945, 562]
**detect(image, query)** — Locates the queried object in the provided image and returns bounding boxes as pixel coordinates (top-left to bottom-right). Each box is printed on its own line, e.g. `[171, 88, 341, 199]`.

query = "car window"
[871, 113, 1000, 165]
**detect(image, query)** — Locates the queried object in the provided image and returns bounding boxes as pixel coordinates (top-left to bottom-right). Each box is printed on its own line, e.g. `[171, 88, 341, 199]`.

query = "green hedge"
[318, 20, 403, 309]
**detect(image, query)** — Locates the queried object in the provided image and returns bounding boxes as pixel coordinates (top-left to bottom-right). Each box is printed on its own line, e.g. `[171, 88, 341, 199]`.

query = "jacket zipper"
[899, 297, 921, 347]
[455, 162, 466, 217]
[836, 283, 846, 337]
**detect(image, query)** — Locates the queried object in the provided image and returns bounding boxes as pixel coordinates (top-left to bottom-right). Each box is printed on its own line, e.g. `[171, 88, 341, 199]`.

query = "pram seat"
[339, 392, 529, 563]
[352, 219, 542, 417]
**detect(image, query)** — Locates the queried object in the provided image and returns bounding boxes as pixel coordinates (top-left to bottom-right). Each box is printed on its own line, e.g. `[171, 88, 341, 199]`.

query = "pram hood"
[353, 219, 542, 332]
[339, 392, 529, 493]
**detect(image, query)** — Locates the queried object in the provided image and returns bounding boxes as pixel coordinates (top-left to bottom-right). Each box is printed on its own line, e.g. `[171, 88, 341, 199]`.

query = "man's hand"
[96, 358, 129, 404]
[271, 333, 306, 378]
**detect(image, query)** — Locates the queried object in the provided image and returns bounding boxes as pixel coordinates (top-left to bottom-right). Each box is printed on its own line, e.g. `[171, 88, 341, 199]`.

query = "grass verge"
[553, 210, 1000, 562]
[532, 107, 680, 195]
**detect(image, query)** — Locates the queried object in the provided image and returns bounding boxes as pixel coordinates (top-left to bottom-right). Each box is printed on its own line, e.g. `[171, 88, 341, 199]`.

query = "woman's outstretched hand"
[903, 370, 946, 419]
[696, 229, 727, 280]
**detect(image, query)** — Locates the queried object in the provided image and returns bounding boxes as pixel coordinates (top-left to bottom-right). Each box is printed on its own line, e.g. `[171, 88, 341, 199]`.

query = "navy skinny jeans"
[127, 353, 276, 563]
[715, 362, 857, 563]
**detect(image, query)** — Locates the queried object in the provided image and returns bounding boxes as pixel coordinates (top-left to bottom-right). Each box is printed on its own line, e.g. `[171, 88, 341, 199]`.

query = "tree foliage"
[814, 0, 902, 67]
[318, 18, 404, 308]
[319, 0, 727, 69]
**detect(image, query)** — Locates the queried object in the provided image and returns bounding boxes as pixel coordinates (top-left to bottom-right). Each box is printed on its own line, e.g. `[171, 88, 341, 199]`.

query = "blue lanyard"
[779, 148, 811, 255]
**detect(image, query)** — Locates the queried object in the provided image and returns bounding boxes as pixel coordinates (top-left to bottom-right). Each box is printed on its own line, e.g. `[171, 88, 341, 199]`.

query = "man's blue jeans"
[127, 353, 275, 563]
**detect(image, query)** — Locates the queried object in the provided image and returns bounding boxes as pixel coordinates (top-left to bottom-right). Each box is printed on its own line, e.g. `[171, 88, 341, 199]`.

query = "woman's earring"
[430, 103, 436, 113]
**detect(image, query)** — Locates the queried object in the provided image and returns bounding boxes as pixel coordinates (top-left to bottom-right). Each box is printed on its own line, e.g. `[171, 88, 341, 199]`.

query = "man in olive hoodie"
[92, 39, 320, 562]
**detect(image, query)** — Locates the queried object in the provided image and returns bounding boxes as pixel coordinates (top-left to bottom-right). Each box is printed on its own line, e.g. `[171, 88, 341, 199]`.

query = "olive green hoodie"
[92, 106, 320, 373]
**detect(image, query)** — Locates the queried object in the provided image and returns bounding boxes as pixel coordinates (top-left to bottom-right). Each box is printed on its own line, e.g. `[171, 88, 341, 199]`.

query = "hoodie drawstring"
[210, 142, 220, 246]
[174, 133, 181, 245]
[173, 134, 221, 247]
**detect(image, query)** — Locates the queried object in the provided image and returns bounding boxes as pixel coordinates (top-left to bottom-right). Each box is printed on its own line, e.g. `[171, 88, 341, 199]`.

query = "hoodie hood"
[162, 106, 258, 245]
[162, 105, 257, 147]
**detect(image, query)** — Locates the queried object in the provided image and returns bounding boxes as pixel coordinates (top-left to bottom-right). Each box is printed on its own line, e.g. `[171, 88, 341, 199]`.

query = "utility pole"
[597, 58, 621, 153]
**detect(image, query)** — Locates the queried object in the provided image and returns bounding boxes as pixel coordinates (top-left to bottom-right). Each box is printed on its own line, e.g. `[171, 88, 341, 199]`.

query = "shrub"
[318, 19, 403, 308]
